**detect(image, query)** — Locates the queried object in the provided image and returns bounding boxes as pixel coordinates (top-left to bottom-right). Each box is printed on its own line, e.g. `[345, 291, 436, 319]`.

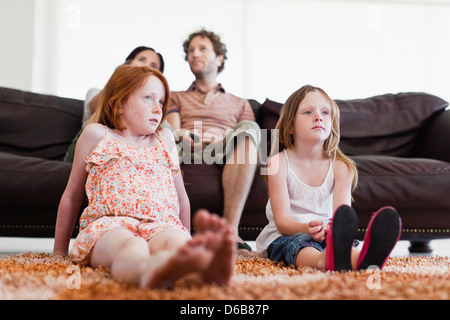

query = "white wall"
[245, 0, 450, 102]
[0, 0, 35, 91]
[1, 0, 450, 104]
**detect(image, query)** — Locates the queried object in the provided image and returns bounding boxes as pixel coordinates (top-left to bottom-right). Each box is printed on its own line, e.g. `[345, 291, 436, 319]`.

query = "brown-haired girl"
[256, 85, 401, 271]
[53, 65, 235, 288]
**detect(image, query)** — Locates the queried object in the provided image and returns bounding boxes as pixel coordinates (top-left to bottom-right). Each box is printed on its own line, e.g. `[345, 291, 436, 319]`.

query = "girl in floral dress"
[53, 65, 234, 289]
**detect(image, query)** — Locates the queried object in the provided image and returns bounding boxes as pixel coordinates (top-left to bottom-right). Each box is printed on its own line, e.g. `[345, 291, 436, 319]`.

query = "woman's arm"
[88, 92, 100, 114]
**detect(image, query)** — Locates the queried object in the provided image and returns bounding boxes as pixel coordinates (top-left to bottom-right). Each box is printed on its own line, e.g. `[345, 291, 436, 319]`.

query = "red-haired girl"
[53, 65, 234, 288]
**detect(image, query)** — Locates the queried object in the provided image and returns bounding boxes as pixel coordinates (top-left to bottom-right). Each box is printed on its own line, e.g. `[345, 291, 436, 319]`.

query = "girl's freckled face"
[120, 76, 165, 135]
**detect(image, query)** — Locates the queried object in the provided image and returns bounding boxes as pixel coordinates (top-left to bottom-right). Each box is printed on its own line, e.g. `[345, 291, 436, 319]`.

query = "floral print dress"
[71, 130, 190, 264]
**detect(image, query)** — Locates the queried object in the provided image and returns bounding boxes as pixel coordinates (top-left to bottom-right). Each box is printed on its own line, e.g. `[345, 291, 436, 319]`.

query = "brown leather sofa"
[1, 86, 449, 253]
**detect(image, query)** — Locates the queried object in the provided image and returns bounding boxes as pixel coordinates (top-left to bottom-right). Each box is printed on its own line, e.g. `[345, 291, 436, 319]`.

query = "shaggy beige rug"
[1, 252, 449, 300]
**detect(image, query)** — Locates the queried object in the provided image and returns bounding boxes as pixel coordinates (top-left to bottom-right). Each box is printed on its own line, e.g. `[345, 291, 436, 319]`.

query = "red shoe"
[356, 207, 402, 270]
[325, 205, 358, 271]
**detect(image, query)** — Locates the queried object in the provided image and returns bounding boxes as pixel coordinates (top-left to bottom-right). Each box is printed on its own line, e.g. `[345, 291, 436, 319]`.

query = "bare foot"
[193, 209, 225, 234]
[195, 210, 256, 257]
[140, 234, 217, 289]
[194, 209, 236, 285]
[202, 226, 235, 285]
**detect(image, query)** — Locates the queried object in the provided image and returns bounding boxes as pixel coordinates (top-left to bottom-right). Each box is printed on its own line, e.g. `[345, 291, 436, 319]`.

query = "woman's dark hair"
[125, 46, 165, 73]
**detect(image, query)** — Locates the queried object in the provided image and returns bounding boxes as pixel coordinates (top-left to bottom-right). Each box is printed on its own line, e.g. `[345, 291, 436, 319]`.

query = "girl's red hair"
[95, 65, 170, 131]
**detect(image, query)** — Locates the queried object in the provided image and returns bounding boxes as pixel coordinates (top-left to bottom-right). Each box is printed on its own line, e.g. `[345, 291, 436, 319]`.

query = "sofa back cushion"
[258, 92, 448, 157]
[336, 92, 448, 156]
[0, 87, 83, 160]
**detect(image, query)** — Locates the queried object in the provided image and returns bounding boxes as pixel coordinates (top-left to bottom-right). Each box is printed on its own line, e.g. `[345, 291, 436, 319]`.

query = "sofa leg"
[408, 241, 433, 254]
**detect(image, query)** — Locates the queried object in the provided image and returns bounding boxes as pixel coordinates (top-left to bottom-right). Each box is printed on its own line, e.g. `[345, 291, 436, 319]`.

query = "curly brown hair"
[183, 28, 228, 73]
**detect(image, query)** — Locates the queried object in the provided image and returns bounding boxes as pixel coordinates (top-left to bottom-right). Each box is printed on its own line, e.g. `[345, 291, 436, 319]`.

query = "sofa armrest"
[417, 109, 450, 162]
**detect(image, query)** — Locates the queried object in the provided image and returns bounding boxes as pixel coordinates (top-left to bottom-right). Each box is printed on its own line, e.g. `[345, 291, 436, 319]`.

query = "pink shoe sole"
[325, 205, 358, 272]
[356, 207, 402, 270]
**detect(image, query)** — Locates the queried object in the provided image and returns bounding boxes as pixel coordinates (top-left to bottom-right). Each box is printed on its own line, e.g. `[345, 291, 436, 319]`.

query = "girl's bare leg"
[141, 233, 218, 289]
[296, 247, 327, 270]
[296, 247, 361, 270]
[350, 247, 360, 269]
[89, 210, 236, 289]
[90, 228, 214, 289]
[90, 228, 153, 285]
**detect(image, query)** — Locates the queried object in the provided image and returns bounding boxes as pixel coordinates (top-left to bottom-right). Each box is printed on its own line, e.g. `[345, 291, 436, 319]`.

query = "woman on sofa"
[53, 65, 235, 289]
[83, 46, 165, 125]
[64, 46, 165, 162]
[256, 84, 402, 271]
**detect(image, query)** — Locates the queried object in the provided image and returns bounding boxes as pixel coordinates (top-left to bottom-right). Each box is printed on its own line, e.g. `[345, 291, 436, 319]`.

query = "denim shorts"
[267, 233, 326, 268]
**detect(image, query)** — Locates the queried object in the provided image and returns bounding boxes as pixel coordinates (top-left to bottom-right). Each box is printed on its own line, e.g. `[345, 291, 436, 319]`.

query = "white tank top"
[256, 150, 335, 256]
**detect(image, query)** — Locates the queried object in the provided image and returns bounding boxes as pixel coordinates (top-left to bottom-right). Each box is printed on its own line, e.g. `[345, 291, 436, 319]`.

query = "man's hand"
[175, 129, 205, 151]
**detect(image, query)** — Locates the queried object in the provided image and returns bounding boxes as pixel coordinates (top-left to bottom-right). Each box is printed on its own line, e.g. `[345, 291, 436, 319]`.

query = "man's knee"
[230, 135, 257, 165]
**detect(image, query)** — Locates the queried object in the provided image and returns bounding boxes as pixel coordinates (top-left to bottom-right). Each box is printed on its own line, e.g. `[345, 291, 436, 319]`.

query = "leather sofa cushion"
[0, 87, 83, 160]
[180, 160, 269, 239]
[352, 155, 450, 228]
[337, 93, 448, 156]
[0, 151, 84, 227]
[180, 161, 270, 214]
[258, 92, 448, 157]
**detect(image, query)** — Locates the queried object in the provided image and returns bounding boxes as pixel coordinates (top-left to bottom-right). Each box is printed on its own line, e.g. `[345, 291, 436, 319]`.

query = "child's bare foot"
[140, 234, 217, 289]
[202, 226, 235, 285]
[194, 209, 225, 234]
[194, 209, 236, 285]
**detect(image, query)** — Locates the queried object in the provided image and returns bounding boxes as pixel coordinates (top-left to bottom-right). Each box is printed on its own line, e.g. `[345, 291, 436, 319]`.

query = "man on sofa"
[166, 29, 260, 253]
